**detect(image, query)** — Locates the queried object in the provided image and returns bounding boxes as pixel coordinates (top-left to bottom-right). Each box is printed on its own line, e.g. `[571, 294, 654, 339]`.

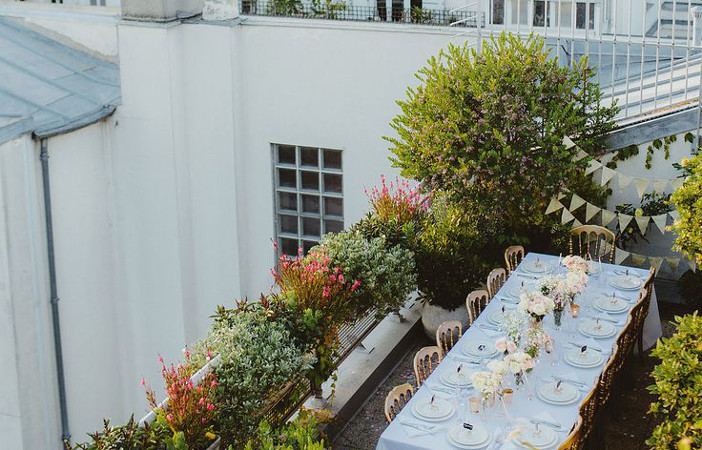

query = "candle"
[571, 303, 580, 318]
[469, 396, 481, 414]
[502, 388, 513, 404]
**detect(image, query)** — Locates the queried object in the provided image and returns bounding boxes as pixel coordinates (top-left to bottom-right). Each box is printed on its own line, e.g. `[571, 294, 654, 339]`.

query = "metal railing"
[239, 0, 484, 26]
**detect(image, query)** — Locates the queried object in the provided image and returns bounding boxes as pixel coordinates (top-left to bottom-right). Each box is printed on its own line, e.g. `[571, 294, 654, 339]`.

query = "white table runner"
[376, 252, 662, 450]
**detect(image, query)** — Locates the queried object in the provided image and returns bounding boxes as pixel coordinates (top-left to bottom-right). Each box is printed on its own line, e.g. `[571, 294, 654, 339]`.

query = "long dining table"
[376, 252, 662, 450]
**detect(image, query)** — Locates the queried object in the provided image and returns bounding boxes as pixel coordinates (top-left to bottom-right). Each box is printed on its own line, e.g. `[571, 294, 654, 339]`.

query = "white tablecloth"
[376, 252, 662, 450]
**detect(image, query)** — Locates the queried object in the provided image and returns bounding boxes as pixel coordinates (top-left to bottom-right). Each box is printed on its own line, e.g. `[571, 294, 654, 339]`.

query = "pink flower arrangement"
[143, 354, 218, 450]
[364, 175, 430, 222]
[504, 351, 535, 375]
[518, 291, 555, 320]
[562, 255, 589, 273]
[494, 337, 518, 355]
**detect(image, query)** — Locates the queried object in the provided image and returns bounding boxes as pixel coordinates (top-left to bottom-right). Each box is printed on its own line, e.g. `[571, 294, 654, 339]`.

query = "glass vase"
[553, 309, 563, 329]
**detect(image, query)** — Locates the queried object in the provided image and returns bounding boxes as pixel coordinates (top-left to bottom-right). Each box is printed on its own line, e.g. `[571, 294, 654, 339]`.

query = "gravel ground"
[333, 302, 696, 450]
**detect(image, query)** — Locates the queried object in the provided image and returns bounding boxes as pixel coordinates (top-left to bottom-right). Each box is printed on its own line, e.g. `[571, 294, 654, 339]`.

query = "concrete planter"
[420, 303, 469, 339]
[122, 0, 203, 22]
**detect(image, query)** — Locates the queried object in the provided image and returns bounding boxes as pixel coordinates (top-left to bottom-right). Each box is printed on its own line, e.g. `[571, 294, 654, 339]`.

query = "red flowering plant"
[267, 245, 360, 396]
[142, 351, 218, 450]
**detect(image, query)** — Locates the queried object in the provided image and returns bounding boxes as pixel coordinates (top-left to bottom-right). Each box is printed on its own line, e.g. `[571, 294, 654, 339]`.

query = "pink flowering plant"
[142, 353, 218, 450]
[364, 175, 430, 223]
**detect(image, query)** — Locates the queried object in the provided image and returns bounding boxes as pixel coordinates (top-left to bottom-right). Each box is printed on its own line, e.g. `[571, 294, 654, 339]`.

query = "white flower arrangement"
[562, 255, 589, 273]
[471, 371, 503, 397]
[538, 272, 587, 308]
[518, 291, 555, 320]
[487, 360, 508, 377]
[503, 351, 535, 375]
[495, 337, 518, 355]
[524, 325, 552, 357]
[499, 310, 527, 343]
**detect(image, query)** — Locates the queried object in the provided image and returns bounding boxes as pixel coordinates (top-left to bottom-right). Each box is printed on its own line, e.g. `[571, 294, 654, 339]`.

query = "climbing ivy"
[606, 144, 639, 169]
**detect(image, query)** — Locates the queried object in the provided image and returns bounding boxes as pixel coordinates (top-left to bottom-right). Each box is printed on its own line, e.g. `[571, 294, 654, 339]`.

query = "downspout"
[39, 138, 70, 445]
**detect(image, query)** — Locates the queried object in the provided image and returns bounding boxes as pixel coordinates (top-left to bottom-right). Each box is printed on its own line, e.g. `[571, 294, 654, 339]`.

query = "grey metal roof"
[0, 17, 120, 145]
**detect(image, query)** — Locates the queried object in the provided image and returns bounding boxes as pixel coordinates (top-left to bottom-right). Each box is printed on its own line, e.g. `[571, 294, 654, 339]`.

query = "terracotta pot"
[420, 303, 469, 339]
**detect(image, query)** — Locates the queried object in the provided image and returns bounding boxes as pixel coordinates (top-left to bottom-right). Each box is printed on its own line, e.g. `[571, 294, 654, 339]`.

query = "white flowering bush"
[317, 230, 417, 318]
[189, 305, 313, 448]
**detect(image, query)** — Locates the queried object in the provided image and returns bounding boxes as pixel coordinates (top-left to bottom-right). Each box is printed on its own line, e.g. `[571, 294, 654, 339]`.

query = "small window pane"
[301, 171, 319, 191]
[323, 150, 342, 169]
[533, 0, 549, 26]
[301, 147, 318, 167]
[511, 0, 528, 24]
[279, 192, 297, 212]
[277, 145, 296, 165]
[281, 238, 299, 256]
[279, 214, 298, 234]
[491, 0, 504, 24]
[302, 195, 320, 214]
[576, 2, 593, 29]
[278, 169, 296, 188]
[325, 220, 344, 234]
[303, 218, 321, 238]
[302, 240, 318, 254]
[558, 2, 572, 27]
[324, 197, 343, 217]
[323, 173, 342, 194]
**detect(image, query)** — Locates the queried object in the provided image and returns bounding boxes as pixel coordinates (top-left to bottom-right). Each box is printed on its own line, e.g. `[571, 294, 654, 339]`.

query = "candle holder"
[570, 303, 580, 318]
[469, 396, 481, 414]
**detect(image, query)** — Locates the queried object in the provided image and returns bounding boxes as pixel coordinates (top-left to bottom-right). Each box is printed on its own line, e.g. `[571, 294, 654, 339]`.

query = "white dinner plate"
[411, 397, 454, 421]
[512, 426, 558, 449]
[463, 340, 499, 358]
[522, 260, 553, 274]
[564, 348, 604, 368]
[578, 320, 617, 339]
[537, 382, 581, 405]
[447, 423, 491, 449]
[594, 296, 629, 313]
[610, 275, 642, 290]
[439, 369, 474, 387]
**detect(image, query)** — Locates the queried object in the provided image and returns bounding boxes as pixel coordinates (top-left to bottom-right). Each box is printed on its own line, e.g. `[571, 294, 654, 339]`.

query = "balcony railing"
[238, 0, 484, 27]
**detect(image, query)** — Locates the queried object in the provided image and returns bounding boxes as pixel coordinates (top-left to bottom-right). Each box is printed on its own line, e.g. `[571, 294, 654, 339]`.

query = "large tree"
[387, 32, 617, 230]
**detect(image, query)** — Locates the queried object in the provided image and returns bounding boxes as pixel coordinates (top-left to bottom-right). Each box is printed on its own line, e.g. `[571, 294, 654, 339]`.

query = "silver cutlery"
[551, 375, 586, 388]
[515, 272, 539, 280]
[584, 315, 620, 324]
[530, 419, 563, 431]
[399, 419, 436, 432]
[568, 341, 602, 352]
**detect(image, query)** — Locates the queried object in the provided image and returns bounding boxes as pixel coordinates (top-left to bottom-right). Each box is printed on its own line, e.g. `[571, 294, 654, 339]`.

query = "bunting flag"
[572, 219, 583, 227]
[652, 214, 668, 234]
[635, 178, 649, 199]
[619, 213, 634, 231]
[666, 257, 680, 273]
[569, 194, 586, 211]
[649, 256, 664, 274]
[563, 135, 576, 149]
[635, 216, 650, 235]
[561, 208, 576, 225]
[601, 209, 618, 227]
[585, 159, 601, 175]
[631, 253, 648, 267]
[599, 153, 616, 165]
[669, 178, 685, 190]
[652, 180, 668, 193]
[614, 248, 630, 265]
[601, 166, 617, 185]
[618, 173, 634, 192]
[557, 192, 567, 201]
[575, 149, 588, 161]
[545, 198, 564, 215]
[689, 260, 697, 272]
[669, 210, 681, 222]
[585, 202, 600, 222]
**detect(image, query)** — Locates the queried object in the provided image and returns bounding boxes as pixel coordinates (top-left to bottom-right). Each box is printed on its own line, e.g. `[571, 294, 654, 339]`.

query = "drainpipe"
[39, 138, 70, 445]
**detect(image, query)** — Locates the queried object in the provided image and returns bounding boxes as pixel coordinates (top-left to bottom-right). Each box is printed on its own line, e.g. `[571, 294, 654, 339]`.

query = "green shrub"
[189, 305, 313, 449]
[647, 312, 702, 449]
[386, 32, 617, 233]
[677, 270, 702, 309]
[670, 153, 702, 265]
[242, 410, 326, 450]
[315, 230, 416, 318]
[66, 416, 171, 450]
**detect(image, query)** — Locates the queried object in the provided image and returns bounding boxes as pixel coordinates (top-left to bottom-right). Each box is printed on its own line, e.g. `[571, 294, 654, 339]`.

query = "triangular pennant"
[585, 159, 601, 175]
[652, 214, 668, 233]
[545, 198, 565, 215]
[574, 149, 588, 161]
[601, 210, 618, 227]
[689, 259, 697, 272]
[561, 208, 576, 225]
[666, 257, 680, 274]
[563, 135, 576, 149]
[599, 153, 615, 165]
[619, 213, 634, 231]
[649, 256, 664, 274]
[652, 180, 668, 193]
[585, 202, 601, 222]
[569, 194, 586, 211]
[614, 248, 630, 265]
[601, 167, 617, 185]
[572, 219, 583, 227]
[669, 177, 685, 190]
[557, 192, 567, 201]
[631, 253, 648, 267]
[634, 178, 649, 199]
[669, 210, 681, 222]
[618, 173, 634, 192]
[635, 216, 651, 236]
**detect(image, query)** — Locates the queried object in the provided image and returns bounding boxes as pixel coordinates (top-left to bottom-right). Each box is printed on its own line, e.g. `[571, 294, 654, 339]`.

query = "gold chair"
[384, 383, 413, 423]
[577, 385, 599, 447]
[557, 415, 583, 450]
[466, 290, 490, 325]
[569, 225, 616, 264]
[436, 320, 462, 357]
[504, 245, 525, 272]
[597, 343, 620, 408]
[487, 268, 507, 299]
[614, 315, 636, 370]
[413, 346, 442, 388]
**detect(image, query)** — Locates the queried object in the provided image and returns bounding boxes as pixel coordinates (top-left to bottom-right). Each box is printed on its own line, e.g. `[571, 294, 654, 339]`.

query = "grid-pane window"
[273, 144, 344, 256]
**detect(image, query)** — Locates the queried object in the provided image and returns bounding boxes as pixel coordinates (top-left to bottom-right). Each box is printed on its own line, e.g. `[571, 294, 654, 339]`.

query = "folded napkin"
[399, 418, 441, 437]
[533, 411, 564, 430]
[497, 296, 520, 304]
[569, 337, 603, 352]
[592, 312, 626, 326]
[555, 370, 591, 392]
[477, 324, 502, 338]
